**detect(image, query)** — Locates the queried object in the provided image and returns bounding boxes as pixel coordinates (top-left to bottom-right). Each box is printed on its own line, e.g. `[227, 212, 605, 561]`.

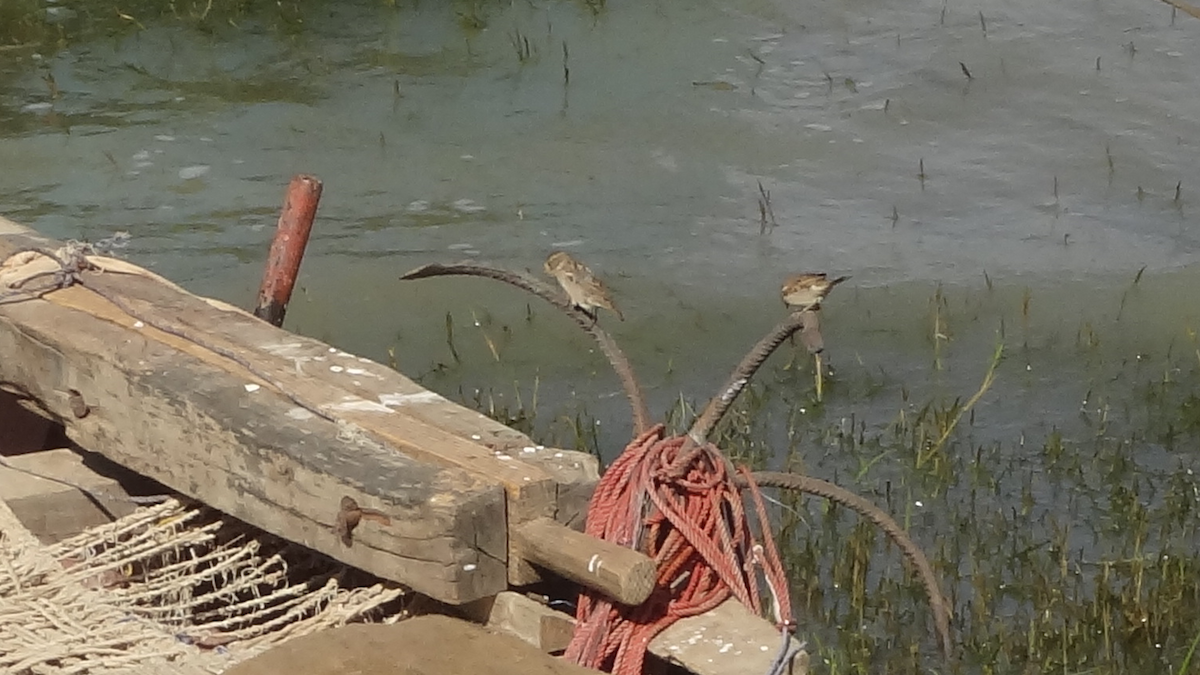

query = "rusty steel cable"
[399, 262, 651, 434]
[742, 470, 953, 661]
[685, 310, 812, 451]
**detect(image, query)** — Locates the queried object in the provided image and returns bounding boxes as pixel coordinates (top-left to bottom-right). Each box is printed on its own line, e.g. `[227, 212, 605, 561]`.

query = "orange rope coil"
[565, 425, 794, 674]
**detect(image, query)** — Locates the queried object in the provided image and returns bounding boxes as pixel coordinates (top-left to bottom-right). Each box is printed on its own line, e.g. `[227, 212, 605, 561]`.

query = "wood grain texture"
[75, 267, 595, 585]
[0, 295, 509, 601]
[0, 217, 606, 595]
[0, 226, 511, 603]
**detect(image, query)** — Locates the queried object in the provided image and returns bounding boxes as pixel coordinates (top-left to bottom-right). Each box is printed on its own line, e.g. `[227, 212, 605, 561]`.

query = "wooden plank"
[40, 265, 553, 505]
[0, 447, 143, 542]
[0, 217, 609, 595]
[222, 616, 601, 675]
[103, 270, 601, 522]
[70, 268, 571, 586]
[458, 591, 577, 653]
[649, 599, 809, 675]
[0, 232, 508, 603]
[0, 216, 599, 586]
[86, 261, 598, 495]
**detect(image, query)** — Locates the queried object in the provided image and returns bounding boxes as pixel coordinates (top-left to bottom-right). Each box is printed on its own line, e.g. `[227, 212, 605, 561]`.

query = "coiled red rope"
[565, 425, 794, 674]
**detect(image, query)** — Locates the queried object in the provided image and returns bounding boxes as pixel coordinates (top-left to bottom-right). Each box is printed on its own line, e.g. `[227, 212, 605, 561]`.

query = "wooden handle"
[513, 517, 656, 605]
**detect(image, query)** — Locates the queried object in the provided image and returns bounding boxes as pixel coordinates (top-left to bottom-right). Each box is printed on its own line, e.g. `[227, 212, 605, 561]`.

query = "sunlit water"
[2, 0, 1199, 667]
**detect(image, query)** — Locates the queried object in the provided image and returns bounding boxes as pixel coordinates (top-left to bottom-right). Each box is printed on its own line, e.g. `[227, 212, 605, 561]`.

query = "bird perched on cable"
[544, 251, 625, 322]
[780, 272, 850, 312]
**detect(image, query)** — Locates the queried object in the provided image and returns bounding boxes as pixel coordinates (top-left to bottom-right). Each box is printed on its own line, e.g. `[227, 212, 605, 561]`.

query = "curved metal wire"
[682, 310, 812, 455]
[400, 262, 651, 434]
[743, 470, 953, 662]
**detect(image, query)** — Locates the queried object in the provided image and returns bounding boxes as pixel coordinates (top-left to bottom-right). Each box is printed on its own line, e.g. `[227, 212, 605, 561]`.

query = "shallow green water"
[2, 0, 1199, 671]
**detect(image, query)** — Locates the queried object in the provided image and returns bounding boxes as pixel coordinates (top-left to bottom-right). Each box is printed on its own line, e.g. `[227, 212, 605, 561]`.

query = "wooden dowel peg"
[513, 517, 656, 606]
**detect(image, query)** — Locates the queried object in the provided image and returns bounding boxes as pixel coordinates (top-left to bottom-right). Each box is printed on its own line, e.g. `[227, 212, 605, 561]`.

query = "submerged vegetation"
[0, 0, 306, 50]
[414, 278, 1200, 674]
[0, 0, 606, 53]
[5, 0, 1198, 672]
[769, 352, 1200, 674]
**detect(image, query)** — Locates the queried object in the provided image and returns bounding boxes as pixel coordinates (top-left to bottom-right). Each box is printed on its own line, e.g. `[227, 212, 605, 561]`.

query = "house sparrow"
[780, 272, 850, 312]
[544, 251, 624, 321]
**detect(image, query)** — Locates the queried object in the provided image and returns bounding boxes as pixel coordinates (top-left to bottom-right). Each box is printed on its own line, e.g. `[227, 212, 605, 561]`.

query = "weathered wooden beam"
[0, 289, 510, 601]
[90, 269, 565, 582]
[11, 224, 598, 586]
[0, 220, 518, 603]
[85, 265, 600, 586]
[0, 217, 615, 601]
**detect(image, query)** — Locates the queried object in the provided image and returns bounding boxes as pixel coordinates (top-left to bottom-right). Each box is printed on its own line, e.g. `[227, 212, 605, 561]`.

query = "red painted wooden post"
[254, 174, 322, 327]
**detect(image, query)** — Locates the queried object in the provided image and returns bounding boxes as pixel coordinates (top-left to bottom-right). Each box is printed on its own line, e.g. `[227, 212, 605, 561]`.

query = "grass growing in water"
[774, 364, 1200, 673]
[416, 283, 1200, 674]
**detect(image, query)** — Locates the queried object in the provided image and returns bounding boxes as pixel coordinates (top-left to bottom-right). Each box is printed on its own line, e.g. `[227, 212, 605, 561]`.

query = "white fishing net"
[0, 496, 408, 674]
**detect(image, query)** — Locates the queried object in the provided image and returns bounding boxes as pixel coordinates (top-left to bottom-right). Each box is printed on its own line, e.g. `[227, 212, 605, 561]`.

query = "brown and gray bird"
[544, 251, 625, 321]
[780, 272, 850, 312]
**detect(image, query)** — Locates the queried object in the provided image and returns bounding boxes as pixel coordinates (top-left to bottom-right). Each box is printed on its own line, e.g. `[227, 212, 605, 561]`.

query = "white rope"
[0, 496, 409, 674]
